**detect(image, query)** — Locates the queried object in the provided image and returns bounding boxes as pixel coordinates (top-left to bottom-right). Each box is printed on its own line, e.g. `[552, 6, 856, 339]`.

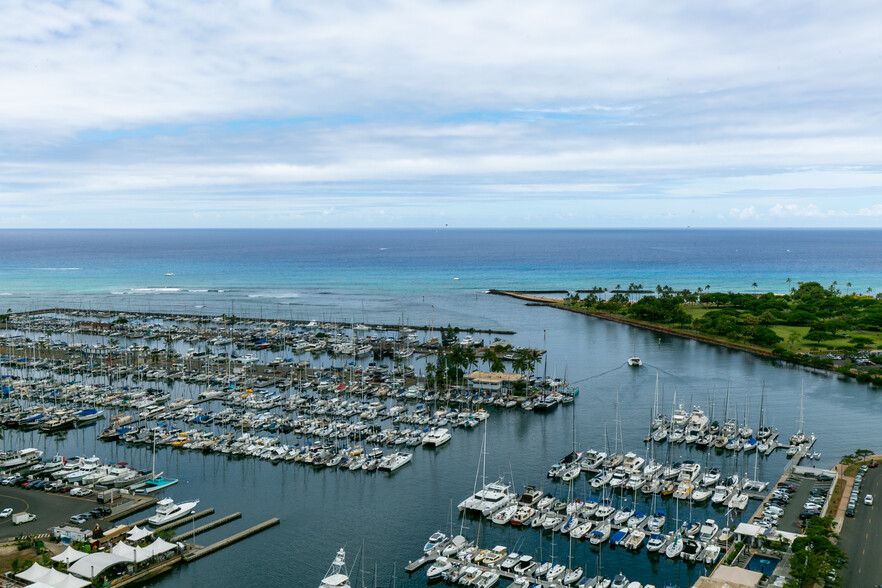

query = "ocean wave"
[29, 267, 83, 271]
[247, 292, 300, 299]
[188, 289, 209, 293]
[0, 292, 11, 296]
[111, 287, 186, 295]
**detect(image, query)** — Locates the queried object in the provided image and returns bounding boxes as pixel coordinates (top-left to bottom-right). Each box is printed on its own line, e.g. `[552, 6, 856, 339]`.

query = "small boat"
[423, 531, 448, 553]
[426, 557, 452, 581]
[665, 535, 684, 558]
[563, 567, 584, 585]
[133, 475, 179, 494]
[624, 529, 645, 551]
[628, 355, 642, 367]
[645, 533, 665, 552]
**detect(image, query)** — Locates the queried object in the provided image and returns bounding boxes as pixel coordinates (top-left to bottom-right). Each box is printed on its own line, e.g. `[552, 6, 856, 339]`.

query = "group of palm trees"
[425, 342, 542, 389]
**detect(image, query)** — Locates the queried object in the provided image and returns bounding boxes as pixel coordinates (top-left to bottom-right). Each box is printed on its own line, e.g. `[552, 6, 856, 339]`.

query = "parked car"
[70, 487, 92, 497]
[69, 514, 88, 525]
[845, 506, 855, 517]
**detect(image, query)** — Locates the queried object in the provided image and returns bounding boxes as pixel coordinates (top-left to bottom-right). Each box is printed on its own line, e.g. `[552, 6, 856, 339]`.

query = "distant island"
[493, 281, 882, 386]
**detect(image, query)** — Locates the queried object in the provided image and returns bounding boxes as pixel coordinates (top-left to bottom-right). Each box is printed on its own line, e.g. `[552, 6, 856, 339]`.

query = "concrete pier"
[183, 518, 280, 562]
[172, 512, 242, 541]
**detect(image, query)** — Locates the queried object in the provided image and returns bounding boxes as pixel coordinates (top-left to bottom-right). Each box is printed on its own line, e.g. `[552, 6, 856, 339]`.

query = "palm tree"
[846, 282, 852, 295]
[752, 282, 758, 295]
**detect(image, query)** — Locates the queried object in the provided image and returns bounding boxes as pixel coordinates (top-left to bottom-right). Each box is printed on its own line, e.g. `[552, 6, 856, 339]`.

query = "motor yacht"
[147, 497, 200, 526]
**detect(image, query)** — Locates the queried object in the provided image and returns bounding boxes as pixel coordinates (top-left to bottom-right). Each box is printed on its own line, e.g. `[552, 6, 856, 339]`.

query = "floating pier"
[151, 508, 216, 534]
[183, 518, 280, 562]
[105, 496, 160, 523]
[172, 512, 242, 541]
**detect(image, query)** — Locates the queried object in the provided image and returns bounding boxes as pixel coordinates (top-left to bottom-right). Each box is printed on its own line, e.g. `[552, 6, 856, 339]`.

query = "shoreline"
[488, 289, 831, 368]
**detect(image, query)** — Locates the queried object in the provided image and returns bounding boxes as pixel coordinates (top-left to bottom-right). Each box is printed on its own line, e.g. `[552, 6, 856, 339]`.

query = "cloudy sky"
[2, 1, 881, 228]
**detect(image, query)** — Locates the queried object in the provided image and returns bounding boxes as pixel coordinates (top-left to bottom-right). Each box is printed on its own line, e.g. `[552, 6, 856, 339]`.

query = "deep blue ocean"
[1, 229, 880, 587]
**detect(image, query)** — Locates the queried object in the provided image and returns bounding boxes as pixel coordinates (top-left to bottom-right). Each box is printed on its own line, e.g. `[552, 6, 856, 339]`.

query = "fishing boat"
[319, 548, 351, 588]
[147, 497, 200, 526]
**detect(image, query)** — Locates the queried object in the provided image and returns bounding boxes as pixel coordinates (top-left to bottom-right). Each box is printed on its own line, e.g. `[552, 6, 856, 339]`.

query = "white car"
[70, 487, 92, 497]
[865, 494, 874, 506]
[0, 508, 12, 518]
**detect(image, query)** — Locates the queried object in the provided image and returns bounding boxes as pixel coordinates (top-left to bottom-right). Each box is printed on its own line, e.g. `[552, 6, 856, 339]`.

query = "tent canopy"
[69, 553, 129, 579]
[126, 525, 153, 542]
[147, 537, 176, 556]
[111, 542, 137, 562]
[17, 563, 90, 588]
[51, 546, 88, 566]
[17, 563, 68, 586]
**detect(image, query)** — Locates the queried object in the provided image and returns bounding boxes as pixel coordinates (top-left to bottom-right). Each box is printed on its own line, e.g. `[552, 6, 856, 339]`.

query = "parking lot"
[0, 483, 105, 537]
[754, 472, 832, 533]
[838, 463, 881, 587]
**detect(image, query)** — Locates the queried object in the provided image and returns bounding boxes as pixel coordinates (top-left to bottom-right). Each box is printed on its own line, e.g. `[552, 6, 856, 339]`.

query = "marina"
[0, 230, 878, 587]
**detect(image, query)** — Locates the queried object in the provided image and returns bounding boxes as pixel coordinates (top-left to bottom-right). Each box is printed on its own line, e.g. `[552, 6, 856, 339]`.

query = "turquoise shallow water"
[1, 229, 880, 587]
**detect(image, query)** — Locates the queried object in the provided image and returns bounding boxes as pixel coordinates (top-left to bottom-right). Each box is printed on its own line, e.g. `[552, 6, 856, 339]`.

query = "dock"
[172, 512, 242, 541]
[151, 508, 216, 533]
[183, 518, 280, 562]
[105, 495, 160, 523]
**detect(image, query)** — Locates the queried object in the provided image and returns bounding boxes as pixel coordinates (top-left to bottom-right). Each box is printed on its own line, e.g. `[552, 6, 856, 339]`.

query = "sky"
[2, 1, 882, 228]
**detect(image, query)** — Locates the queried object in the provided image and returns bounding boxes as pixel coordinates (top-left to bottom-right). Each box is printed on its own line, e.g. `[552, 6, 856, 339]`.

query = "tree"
[787, 517, 846, 588]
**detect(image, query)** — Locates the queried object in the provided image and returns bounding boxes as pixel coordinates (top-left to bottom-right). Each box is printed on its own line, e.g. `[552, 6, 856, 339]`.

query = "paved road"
[839, 466, 882, 587]
[0, 485, 100, 536]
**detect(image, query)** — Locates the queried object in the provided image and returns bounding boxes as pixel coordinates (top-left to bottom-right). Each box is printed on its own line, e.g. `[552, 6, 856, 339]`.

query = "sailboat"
[627, 345, 642, 367]
[319, 548, 351, 588]
[789, 382, 807, 446]
[756, 383, 772, 440]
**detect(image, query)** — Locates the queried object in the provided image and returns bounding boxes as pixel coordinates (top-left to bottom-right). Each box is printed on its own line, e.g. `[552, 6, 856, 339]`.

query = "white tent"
[126, 525, 153, 542]
[69, 553, 129, 579]
[111, 541, 137, 562]
[49, 575, 91, 588]
[146, 537, 177, 556]
[17, 563, 69, 586]
[51, 546, 88, 566]
[25, 583, 56, 588]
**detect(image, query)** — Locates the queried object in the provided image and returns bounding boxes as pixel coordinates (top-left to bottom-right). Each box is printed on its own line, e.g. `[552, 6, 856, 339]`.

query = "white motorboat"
[628, 355, 642, 367]
[421, 427, 451, 447]
[645, 533, 665, 552]
[320, 548, 351, 588]
[426, 557, 451, 580]
[690, 487, 712, 503]
[378, 451, 412, 471]
[698, 519, 719, 542]
[423, 531, 448, 553]
[147, 497, 200, 526]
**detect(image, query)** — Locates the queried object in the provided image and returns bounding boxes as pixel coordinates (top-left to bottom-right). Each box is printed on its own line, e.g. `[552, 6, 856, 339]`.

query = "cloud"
[730, 206, 759, 220]
[768, 203, 849, 218]
[1, 1, 882, 226]
[857, 204, 882, 217]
